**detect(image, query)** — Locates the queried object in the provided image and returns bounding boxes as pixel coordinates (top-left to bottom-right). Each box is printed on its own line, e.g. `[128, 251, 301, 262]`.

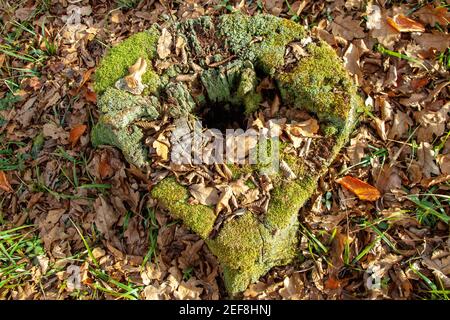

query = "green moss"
[151, 177, 216, 239]
[243, 92, 262, 114]
[94, 27, 161, 94]
[264, 177, 317, 230]
[218, 14, 305, 68]
[207, 213, 262, 271]
[276, 42, 356, 127]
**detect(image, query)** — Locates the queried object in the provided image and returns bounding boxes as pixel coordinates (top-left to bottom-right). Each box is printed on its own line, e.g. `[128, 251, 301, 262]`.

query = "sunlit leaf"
[336, 176, 381, 201]
[387, 14, 425, 33]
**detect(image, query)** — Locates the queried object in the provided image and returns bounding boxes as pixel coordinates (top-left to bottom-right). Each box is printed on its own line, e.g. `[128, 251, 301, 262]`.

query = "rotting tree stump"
[91, 13, 362, 295]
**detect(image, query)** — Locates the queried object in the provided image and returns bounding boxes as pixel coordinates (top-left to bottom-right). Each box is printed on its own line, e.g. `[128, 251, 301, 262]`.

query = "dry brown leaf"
[285, 118, 319, 137]
[330, 15, 365, 41]
[343, 40, 369, 82]
[414, 103, 450, 143]
[43, 122, 69, 143]
[336, 176, 381, 201]
[347, 136, 366, 166]
[189, 184, 220, 206]
[366, 4, 401, 49]
[413, 32, 450, 52]
[157, 28, 172, 59]
[414, 4, 450, 27]
[388, 111, 413, 140]
[387, 14, 425, 33]
[215, 185, 233, 214]
[438, 154, 450, 175]
[417, 142, 441, 178]
[94, 196, 119, 241]
[69, 124, 87, 147]
[0, 171, 13, 193]
[373, 117, 387, 141]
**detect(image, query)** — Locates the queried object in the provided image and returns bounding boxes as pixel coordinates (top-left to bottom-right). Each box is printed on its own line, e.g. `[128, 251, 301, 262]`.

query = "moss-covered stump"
[92, 13, 362, 296]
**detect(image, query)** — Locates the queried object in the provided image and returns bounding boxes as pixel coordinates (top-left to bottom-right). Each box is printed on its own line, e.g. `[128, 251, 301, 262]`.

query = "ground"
[0, 0, 449, 300]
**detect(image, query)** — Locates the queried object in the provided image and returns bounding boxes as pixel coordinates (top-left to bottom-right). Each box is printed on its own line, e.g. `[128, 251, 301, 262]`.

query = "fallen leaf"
[0, 171, 13, 193]
[99, 152, 113, 179]
[373, 117, 387, 141]
[69, 124, 87, 147]
[417, 142, 441, 178]
[153, 134, 170, 161]
[43, 122, 69, 143]
[347, 136, 366, 166]
[388, 111, 413, 140]
[366, 4, 401, 49]
[343, 40, 369, 82]
[414, 103, 449, 143]
[336, 176, 381, 201]
[330, 15, 365, 41]
[94, 196, 119, 241]
[438, 154, 450, 175]
[285, 118, 319, 137]
[157, 28, 172, 59]
[189, 184, 220, 206]
[115, 57, 147, 95]
[15, 6, 36, 21]
[387, 14, 425, 33]
[413, 32, 450, 52]
[324, 276, 341, 290]
[414, 4, 450, 27]
[215, 185, 233, 214]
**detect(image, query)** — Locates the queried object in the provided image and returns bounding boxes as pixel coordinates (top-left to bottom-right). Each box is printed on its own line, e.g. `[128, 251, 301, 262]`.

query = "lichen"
[150, 177, 216, 239]
[91, 122, 147, 167]
[94, 27, 161, 94]
[98, 87, 159, 128]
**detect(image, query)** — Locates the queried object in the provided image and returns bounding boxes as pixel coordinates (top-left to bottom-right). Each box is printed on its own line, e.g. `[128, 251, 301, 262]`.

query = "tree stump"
[92, 13, 361, 295]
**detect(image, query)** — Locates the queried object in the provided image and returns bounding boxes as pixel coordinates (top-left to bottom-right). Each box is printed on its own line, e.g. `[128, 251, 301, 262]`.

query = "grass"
[142, 208, 159, 267]
[0, 225, 44, 291]
[70, 218, 144, 300]
[407, 190, 450, 226]
[339, 145, 388, 175]
[0, 140, 29, 172]
[409, 263, 450, 300]
[115, 0, 142, 9]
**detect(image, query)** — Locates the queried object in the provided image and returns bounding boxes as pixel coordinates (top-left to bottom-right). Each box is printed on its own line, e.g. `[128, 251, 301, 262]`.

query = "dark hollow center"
[197, 101, 247, 132]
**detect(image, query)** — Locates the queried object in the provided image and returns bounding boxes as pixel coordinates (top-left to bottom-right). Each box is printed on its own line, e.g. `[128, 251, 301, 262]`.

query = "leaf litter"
[0, 0, 449, 301]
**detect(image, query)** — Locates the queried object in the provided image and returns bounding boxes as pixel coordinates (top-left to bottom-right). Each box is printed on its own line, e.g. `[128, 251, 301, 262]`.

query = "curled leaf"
[387, 14, 425, 33]
[336, 176, 381, 201]
[115, 57, 147, 95]
[69, 124, 87, 147]
[0, 171, 13, 193]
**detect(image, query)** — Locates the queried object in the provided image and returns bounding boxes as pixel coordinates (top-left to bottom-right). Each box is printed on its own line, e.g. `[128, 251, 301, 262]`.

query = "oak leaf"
[69, 124, 87, 147]
[336, 176, 381, 201]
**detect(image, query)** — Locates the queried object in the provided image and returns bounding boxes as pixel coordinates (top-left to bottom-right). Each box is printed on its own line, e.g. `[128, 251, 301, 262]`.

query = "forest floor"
[0, 0, 449, 300]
